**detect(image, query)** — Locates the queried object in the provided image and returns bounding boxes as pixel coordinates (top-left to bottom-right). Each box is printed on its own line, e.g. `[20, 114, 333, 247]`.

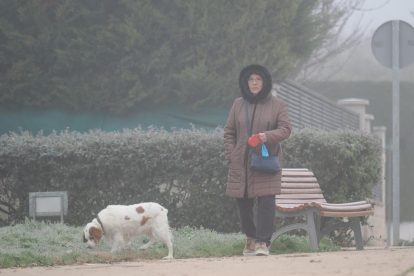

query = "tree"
[0, 0, 340, 114]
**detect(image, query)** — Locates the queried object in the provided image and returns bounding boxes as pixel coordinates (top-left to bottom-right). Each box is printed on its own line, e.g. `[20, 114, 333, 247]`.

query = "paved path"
[1, 247, 413, 276]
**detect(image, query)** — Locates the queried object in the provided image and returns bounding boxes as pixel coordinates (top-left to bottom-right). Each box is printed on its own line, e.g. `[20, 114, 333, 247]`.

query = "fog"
[313, 0, 414, 82]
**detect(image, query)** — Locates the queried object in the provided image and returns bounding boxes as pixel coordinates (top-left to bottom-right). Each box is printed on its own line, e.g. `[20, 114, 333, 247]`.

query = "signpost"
[371, 20, 414, 246]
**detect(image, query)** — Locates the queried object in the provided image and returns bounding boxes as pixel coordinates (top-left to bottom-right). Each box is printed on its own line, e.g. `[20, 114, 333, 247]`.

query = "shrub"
[0, 127, 381, 237]
[0, 127, 236, 232]
[283, 128, 382, 205]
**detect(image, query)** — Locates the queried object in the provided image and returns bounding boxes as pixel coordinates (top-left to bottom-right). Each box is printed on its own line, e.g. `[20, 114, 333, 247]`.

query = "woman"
[224, 64, 292, 256]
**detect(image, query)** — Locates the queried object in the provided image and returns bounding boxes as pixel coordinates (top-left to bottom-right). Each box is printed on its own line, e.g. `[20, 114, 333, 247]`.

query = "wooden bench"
[271, 168, 374, 250]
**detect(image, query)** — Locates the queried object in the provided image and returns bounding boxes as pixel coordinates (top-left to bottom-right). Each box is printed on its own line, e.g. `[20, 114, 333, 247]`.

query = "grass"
[398, 266, 414, 276]
[399, 239, 414, 246]
[0, 221, 340, 268]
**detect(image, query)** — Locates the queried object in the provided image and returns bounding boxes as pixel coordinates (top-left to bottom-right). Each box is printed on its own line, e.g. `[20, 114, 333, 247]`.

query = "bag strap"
[243, 101, 257, 166]
[244, 101, 257, 138]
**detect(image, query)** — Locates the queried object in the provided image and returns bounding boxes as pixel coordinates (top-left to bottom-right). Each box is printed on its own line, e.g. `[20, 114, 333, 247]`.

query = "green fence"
[0, 106, 231, 135]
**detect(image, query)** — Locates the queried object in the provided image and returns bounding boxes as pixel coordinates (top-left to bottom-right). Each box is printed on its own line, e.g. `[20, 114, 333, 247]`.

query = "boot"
[243, 237, 256, 256]
[254, 242, 270, 256]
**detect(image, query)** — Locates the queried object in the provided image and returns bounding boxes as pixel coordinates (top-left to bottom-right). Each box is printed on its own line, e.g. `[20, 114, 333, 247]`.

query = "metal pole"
[386, 146, 393, 246]
[33, 196, 36, 222]
[392, 20, 400, 246]
[60, 195, 64, 223]
[387, 147, 392, 245]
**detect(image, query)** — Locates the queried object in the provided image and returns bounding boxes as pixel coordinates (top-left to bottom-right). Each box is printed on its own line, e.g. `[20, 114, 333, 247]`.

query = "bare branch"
[290, 0, 372, 83]
[351, 0, 391, 12]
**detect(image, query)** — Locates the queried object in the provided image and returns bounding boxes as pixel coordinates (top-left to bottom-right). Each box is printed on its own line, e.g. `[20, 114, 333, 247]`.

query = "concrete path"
[1, 247, 413, 276]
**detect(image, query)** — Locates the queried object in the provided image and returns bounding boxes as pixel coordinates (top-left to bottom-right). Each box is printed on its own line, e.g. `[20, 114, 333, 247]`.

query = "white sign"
[35, 196, 62, 213]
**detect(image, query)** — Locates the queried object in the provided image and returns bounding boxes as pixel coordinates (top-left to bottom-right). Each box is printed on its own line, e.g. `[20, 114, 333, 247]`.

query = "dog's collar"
[96, 215, 105, 234]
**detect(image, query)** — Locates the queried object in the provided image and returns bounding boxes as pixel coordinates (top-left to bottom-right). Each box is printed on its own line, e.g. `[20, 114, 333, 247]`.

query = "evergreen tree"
[0, 0, 339, 114]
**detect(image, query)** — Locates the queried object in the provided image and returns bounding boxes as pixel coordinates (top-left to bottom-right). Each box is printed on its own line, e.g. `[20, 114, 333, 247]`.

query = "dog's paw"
[162, 256, 173, 260]
[139, 246, 147, 251]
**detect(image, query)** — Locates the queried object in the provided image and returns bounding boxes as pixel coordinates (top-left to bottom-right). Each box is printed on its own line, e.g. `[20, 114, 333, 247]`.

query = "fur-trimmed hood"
[239, 64, 272, 103]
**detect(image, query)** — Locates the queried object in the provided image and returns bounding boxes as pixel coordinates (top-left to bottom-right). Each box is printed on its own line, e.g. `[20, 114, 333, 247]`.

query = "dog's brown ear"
[89, 227, 103, 244]
[83, 232, 88, 243]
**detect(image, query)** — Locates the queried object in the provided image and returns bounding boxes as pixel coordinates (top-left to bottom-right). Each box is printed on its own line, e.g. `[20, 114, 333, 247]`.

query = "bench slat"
[282, 177, 318, 183]
[276, 204, 309, 212]
[276, 203, 308, 208]
[281, 171, 315, 177]
[316, 201, 367, 206]
[276, 194, 325, 199]
[276, 198, 327, 204]
[276, 207, 301, 212]
[277, 203, 309, 207]
[281, 183, 321, 188]
[281, 188, 322, 194]
[313, 203, 372, 212]
[320, 210, 374, 217]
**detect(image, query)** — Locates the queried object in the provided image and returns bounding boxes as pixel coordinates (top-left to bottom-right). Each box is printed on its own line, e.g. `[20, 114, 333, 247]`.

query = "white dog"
[83, 202, 173, 259]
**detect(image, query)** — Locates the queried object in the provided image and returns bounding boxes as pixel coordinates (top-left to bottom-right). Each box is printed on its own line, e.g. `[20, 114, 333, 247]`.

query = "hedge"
[0, 128, 381, 235]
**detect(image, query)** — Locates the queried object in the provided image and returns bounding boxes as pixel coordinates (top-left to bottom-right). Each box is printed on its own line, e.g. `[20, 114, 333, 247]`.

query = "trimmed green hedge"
[283, 129, 382, 204]
[0, 128, 381, 235]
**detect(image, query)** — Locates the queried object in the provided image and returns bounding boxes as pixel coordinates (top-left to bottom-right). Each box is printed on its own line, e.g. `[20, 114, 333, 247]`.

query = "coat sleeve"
[264, 99, 292, 144]
[224, 100, 237, 163]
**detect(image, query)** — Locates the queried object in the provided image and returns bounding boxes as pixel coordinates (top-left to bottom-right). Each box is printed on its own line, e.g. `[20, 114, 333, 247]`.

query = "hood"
[239, 64, 273, 103]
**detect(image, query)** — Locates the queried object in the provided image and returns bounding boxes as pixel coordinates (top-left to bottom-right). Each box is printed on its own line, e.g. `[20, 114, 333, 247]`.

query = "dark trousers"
[236, 195, 275, 247]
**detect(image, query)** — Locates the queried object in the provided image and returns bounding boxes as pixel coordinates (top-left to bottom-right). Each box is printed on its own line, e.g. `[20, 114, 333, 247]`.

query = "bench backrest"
[276, 169, 327, 210]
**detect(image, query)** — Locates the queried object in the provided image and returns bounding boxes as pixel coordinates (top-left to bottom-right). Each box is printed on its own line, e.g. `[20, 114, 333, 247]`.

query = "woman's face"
[248, 73, 263, 95]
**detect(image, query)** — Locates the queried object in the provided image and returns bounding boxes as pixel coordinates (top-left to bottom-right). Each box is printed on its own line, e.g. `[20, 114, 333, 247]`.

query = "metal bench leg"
[315, 215, 322, 244]
[271, 208, 320, 251]
[270, 222, 311, 245]
[305, 209, 319, 251]
[351, 217, 364, 250]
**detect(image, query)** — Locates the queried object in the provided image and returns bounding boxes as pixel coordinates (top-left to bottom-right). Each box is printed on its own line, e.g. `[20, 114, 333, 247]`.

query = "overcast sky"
[346, 0, 414, 37]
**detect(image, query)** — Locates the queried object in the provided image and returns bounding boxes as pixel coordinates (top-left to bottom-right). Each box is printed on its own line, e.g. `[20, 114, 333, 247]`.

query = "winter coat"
[224, 65, 292, 198]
